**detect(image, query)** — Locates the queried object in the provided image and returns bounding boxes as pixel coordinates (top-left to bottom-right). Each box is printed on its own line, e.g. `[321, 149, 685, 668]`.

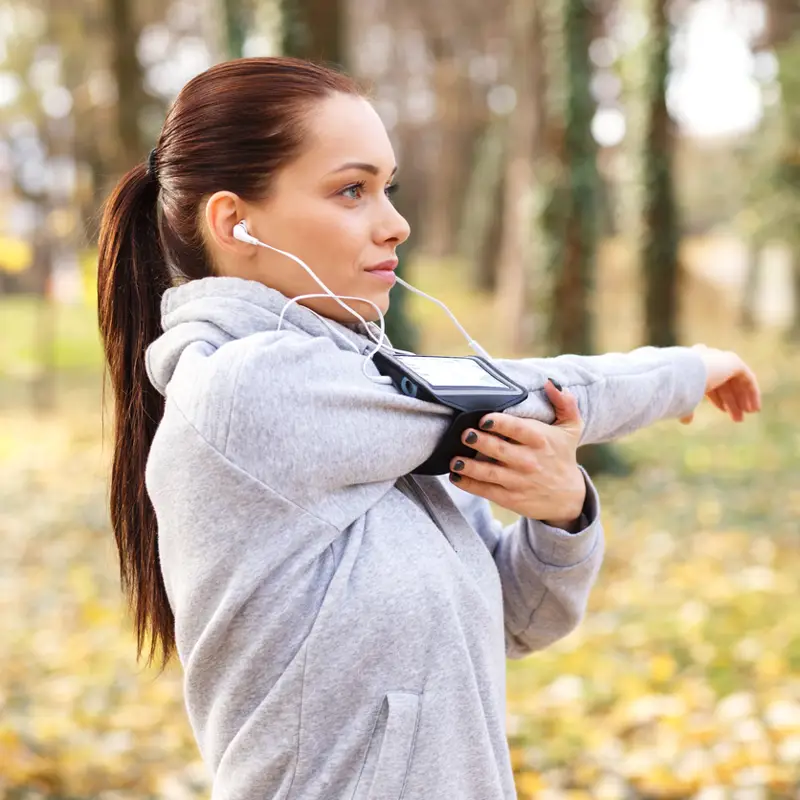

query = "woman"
[97, 58, 759, 799]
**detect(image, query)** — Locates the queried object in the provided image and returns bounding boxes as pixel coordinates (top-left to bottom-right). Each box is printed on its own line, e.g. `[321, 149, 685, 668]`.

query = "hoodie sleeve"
[492, 345, 708, 446]
[217, 333, 705, 527]
[439, 469, 604, 658]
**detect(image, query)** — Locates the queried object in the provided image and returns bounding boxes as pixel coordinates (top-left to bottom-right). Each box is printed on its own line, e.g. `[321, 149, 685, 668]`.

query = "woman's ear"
[204, 191, 253, 256]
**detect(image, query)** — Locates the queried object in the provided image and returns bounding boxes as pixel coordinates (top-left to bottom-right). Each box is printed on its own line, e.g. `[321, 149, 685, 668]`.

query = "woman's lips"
[366, 269, 397, 285]
[365, 258, 398, 285]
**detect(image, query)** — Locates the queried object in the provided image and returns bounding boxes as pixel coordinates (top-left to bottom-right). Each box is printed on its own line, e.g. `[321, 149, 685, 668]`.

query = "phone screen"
[397, 356, 509, 389]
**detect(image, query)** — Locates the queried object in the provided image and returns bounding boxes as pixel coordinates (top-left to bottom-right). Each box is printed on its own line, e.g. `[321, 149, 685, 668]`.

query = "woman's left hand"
[449, 381, 587, 531]
[678, 345, 761, 425]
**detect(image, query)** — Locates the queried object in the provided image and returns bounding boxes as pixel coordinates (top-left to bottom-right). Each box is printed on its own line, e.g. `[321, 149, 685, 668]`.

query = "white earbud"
[232, 220, 259, 245]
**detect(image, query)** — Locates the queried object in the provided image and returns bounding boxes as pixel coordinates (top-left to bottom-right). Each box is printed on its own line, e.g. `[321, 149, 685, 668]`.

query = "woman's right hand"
[679, 344, 761, 424]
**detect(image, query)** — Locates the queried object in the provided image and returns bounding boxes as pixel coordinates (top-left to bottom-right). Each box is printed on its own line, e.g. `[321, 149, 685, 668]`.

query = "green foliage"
[0, 297, 102, 380]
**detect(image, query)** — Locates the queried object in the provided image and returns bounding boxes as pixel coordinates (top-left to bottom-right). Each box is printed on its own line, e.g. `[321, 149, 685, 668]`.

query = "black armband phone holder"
[371, 350, 529, 475]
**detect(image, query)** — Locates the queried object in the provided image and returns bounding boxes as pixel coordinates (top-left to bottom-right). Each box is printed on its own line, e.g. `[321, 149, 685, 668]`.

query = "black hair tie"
[147, 148, 159, 181]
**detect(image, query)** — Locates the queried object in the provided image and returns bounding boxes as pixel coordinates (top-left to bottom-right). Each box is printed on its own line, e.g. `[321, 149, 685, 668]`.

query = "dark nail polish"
[453, 460, 465, 472]
[480, 419, 494, 430]
[465, 431, 478, 445]
[548, 377, 563, 392]
[450, 473, 462, 483]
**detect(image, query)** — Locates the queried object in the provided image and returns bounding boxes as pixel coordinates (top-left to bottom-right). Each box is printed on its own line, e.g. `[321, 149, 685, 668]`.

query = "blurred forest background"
[1, 0, 799, 797]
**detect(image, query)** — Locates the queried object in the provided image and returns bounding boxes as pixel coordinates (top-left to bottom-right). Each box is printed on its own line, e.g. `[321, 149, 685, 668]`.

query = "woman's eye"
[340, 182, 366, 200]
[339, 180, 399, 202]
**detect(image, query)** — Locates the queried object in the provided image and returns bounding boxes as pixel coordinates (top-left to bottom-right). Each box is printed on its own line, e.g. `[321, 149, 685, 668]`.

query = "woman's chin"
[305, 293, 390, 325]
[352, 285, 392, 321]
[355, 296, 390, 323]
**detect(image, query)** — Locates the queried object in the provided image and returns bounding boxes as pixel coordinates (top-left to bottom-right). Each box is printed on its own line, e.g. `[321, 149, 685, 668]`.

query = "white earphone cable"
[234, 223, 392, 384]
[232, 220, 493, 384]
[394, 276, 492, 361]
[276, 292, 392, 384]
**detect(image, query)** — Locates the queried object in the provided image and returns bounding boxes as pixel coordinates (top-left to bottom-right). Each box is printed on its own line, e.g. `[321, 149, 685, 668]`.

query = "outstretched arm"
[493, 345, 707, 445]
[219, 334, 755, 525]
[495, 343, 760, 443]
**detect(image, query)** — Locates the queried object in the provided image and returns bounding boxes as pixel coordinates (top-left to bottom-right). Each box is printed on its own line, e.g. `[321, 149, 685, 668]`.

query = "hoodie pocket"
[352, 691, 421, 800]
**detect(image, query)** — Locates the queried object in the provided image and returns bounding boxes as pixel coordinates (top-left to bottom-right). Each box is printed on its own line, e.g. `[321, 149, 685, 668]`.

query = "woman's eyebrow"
[328, 162, 398, 177]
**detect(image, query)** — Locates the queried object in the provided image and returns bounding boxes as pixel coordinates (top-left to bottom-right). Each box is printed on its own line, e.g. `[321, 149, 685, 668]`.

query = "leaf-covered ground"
[1, 250, 798, 799]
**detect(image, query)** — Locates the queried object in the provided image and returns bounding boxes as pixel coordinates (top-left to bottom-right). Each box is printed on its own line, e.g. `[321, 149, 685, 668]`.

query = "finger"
[448, 471, 511, 505]
[450, 452, 526, 488]
[717, 384, 737, 421]
[460, 428, 536, 471]
[732, 375, 753, 413]
[727, 381, 747, 421]
[717, 382, 743, 422]
[707, 388, 726, 412]
[739, 369, 761, 412]
[476, 413, 549, 449]
[750, 370, 762, 411]
[543, 379, 583, 432]
[745, 378, 760, 413]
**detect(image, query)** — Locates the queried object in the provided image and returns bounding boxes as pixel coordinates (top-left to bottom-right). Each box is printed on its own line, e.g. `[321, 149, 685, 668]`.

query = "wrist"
[542, 514, 585, 533]
[541, 470, 587, 532]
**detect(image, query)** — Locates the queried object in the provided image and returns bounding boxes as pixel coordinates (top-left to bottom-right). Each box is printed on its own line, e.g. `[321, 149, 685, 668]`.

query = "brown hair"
[96, 57, 362, 667]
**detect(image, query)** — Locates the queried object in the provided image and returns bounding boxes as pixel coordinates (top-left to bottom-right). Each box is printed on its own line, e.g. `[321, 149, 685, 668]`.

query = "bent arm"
[440, 469, 604, 658]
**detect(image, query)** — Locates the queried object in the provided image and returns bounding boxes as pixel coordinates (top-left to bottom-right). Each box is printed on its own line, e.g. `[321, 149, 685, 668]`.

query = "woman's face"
[235, 92, 410, 324]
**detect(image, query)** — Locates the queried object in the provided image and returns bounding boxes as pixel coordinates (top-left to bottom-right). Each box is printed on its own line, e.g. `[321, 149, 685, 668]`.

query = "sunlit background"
[1, 0, 799, 797]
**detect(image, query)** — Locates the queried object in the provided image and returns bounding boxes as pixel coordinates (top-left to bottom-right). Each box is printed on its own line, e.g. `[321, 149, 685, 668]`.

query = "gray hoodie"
[144, 276, 706, 800]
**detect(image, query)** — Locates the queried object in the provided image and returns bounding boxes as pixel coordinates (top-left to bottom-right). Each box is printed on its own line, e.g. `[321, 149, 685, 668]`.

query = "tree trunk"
[642, 0, 680, 347]
[423, 58, 483, 260]
[386, 167, 421, 353]
[222, 0, 248, 59]
[459, 114, 508, 292]
[107, 0, 146, 172]
[789, 250, 800, 342]
[740, 238, 763, 330]
[281, 0, 346, 66]
[494, 0, 543, 353]
[553, 0, 628, 475]
[773, 24, 800, 340]
[551, 0, 596, 356]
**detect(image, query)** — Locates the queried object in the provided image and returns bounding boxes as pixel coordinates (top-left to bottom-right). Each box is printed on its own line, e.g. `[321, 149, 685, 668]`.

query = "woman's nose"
[377, 202, 411, 246]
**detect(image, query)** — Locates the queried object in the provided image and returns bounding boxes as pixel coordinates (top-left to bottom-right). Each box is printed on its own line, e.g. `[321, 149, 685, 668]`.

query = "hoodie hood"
[145, 276, 389, 396]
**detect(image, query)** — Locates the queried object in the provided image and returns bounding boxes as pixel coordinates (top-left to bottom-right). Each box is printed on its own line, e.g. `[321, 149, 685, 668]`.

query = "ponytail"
[97, 163, 174, 667]
[95, 58, 367, 667]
